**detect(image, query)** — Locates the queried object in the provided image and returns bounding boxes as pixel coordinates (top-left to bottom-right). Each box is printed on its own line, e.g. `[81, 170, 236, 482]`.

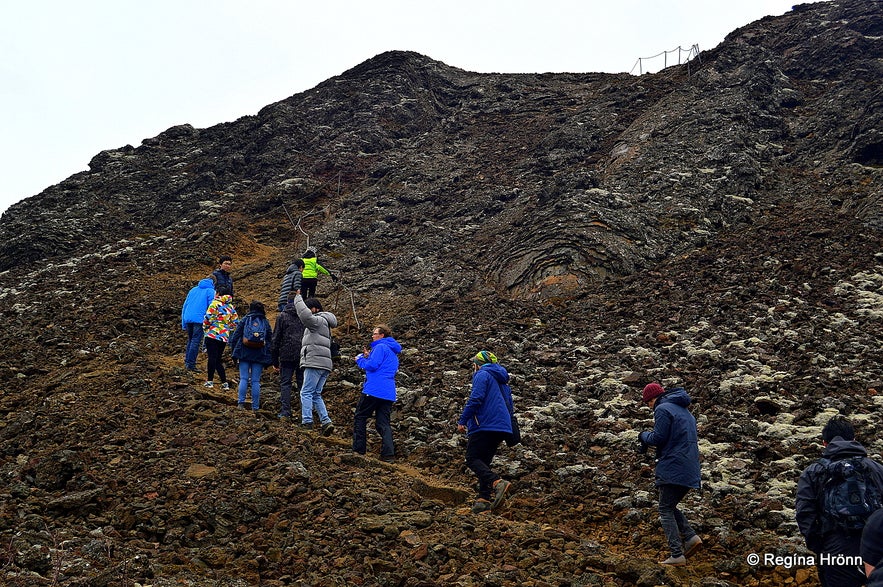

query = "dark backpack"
[820, 456, 883, 532]
[241, 315, 267, 349]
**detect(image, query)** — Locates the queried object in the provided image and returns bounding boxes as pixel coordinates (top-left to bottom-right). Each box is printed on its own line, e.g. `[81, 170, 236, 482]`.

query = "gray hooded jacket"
[294, 295, 338, 371]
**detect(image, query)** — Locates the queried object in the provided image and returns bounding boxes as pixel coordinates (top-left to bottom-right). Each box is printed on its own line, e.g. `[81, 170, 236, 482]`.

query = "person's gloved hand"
[637, 431, 649, 454]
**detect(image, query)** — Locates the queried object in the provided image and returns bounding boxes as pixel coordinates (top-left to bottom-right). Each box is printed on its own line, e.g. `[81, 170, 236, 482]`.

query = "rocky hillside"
[1, 0, 882, 585]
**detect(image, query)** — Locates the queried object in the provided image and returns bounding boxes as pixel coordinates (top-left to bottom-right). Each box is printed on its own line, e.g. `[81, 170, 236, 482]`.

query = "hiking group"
[181, 250, 340, 432]
[179, 249, 518, 513]
[182, 253, 883, 576]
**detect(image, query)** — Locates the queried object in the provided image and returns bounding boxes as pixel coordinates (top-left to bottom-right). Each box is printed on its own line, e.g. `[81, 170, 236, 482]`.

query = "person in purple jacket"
[457, 350, 513, 514]
[353, 324, 402, 461]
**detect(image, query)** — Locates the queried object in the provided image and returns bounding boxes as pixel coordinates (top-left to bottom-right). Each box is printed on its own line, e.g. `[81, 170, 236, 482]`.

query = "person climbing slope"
[301, 247, 337, 299]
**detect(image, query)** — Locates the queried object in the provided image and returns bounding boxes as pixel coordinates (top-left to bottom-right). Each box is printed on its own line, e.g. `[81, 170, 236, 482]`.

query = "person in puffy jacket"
[353, 324, 402, 461]
[294, 293, 337, 435]
[202, 285, 238, 390]
[301, 247, 337, 299]
[277, 258, 304, 312]
[229, 300, 273, 414]
[181, 277, 215, 371]
[457, 350, 513, 514]
[638, 383, 703, 567]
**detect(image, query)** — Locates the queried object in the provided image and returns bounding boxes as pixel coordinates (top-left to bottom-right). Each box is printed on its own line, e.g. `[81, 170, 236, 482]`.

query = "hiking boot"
[660, 555, 686, 566]
[684, 536, 703, 557]
[203, 381, 214, 388]
[237, 403, 245, 410]
[321, 422, 335, 437]
[491, 479, 511, 510]
[299, 422, 313, 430]
[471, 499, 492, 514]
[278, 415, 292, 422]
[221, 382, 230, 391]
[380, 455, 395, 463]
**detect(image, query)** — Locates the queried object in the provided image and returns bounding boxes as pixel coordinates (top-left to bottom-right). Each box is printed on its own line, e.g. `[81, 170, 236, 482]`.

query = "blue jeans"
[184, 323, 203, 369]
[279, 360, 303, 418]
[300, 368, 331, 424]
[352, 394, 394, 457]
[238, 361, 263, 410]
[658, 484, 698, 557]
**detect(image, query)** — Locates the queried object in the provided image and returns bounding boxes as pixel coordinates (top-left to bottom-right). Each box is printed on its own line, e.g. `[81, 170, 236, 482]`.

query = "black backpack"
[241, 315, 267, 349]
[820, 456, 883, 532]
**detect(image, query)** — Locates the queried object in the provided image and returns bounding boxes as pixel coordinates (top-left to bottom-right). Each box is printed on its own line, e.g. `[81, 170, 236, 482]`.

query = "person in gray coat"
[294, 293, 337, 435]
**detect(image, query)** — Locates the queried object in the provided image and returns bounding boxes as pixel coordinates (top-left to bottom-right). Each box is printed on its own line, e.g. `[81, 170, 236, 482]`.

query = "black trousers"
[352, 394, 394, 457]
[464, 431, 507, 500]
[301, 277, 318, 299]
[205, 337, 227, 383]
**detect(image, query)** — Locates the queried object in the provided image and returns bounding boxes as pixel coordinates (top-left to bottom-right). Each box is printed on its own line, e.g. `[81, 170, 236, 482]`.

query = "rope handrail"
[279, 172, 362, 332]
[629, 43, 701, 75]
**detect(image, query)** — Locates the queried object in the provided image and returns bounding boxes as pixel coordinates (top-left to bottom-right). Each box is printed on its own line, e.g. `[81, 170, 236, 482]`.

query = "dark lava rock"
[0, 1, 881, 585]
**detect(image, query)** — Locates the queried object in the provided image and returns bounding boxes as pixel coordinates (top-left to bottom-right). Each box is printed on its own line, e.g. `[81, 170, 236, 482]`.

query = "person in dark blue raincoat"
[639, 382, 702, 566]
[457, 350, 513, 514]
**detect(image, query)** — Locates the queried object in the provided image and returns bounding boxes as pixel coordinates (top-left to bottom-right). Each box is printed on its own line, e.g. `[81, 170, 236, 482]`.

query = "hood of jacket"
[197, 278, 215, 290]
[482, 362, 510, 386]
[656, 387, 691, 409]
[372, 336, 402, 354]
[822, 437, 870, 460]
[318, 312, 338, 328]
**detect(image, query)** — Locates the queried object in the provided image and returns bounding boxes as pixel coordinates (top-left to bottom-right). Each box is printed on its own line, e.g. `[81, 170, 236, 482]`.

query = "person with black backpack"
[456, 350, 514, 514]
[797, 415, 883, 587]
[229, 300, 273, 414]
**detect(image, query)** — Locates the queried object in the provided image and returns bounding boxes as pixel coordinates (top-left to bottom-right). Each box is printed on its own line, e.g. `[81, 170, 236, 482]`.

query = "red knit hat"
[642, 383, 665, 403]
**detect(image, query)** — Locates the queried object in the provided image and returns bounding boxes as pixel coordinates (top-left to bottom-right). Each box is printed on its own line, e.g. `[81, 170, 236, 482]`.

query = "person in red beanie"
[638, 382, 702, 566]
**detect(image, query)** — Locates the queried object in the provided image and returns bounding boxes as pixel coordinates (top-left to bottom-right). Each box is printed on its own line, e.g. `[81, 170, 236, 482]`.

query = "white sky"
[0, 0, 823, 216]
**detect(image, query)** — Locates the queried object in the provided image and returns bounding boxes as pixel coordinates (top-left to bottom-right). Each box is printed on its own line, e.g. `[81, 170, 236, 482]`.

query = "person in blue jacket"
[229, 300, 273, 414]
[457, 350, 513, 514]
[353, 324, 402, 461]
[639, 382, 703, 567]
[181, 277, 215, 371]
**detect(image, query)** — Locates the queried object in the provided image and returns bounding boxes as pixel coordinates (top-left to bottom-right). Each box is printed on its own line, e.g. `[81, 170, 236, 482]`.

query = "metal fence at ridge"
[630, 43, 701, 75]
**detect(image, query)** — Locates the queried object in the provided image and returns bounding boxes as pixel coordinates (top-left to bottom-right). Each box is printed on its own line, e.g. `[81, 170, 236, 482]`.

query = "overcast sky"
[0, 1, 823, 216]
